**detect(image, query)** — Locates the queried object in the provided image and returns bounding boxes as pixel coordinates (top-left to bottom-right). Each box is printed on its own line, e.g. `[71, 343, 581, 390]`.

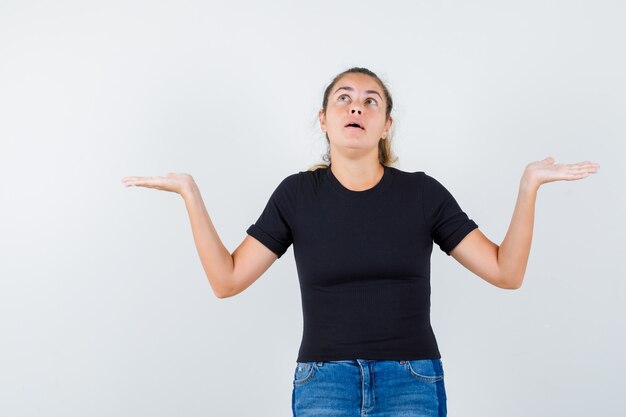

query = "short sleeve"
[422, 173, 479, 256]
[246, 173, 299, 259]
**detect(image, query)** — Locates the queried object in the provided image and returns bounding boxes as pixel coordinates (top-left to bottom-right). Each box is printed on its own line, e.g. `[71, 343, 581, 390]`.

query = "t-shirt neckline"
[326, 164, 393, 198]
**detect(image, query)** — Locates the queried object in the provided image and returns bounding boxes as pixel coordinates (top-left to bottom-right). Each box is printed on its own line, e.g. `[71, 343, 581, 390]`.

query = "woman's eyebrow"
[333, 86, 382, 100]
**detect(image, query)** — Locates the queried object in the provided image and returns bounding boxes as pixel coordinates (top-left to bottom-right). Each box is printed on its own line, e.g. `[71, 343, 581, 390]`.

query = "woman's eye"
[337, 95, 377, 105]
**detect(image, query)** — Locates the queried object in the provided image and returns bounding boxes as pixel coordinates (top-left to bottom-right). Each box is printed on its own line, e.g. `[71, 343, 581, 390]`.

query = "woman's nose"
[350, 108, 362, 114]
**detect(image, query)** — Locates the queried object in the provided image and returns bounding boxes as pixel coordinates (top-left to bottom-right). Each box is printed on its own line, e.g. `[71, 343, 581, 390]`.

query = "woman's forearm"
[498, 178, 539, 289]
[181, 180, 234, 298]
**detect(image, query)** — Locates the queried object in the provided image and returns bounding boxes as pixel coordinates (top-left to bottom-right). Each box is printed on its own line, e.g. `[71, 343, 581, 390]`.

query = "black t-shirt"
[246, 164, 479, 362]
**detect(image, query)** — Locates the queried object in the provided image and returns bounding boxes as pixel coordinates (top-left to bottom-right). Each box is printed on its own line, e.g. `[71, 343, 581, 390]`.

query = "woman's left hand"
[523, 156, 600, 188]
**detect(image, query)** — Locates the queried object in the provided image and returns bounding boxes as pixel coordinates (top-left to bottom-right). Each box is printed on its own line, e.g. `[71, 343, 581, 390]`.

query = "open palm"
[524, 157, 600, 187]
[121, 172, 193, 195]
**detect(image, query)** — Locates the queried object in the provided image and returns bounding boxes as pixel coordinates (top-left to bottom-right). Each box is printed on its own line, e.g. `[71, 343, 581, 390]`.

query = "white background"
[1, 0, 624, 416]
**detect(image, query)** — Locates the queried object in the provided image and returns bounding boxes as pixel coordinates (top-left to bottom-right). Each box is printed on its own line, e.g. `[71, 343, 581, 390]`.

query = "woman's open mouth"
[345, 122, 364, 130]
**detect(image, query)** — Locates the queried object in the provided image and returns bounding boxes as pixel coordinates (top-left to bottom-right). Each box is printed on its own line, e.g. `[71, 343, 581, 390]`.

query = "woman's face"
[319, 73, 392, 160]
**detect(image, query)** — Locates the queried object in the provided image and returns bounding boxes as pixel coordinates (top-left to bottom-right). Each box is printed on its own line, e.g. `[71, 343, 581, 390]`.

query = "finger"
[122, 176, 139, 186]
[564, 162, 595, 171]
[567, 163, 598, 172]
[566, 170, 595, 181]
[123, 176, 155, 187]
[573, 161, 600, 169]
[568, 164, 587, 171]
[122, 177, 135, 187]
[579, 161, 600, 167]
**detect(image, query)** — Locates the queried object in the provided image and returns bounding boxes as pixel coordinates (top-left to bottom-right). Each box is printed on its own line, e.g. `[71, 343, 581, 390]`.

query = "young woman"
[122, 67, 600, 416]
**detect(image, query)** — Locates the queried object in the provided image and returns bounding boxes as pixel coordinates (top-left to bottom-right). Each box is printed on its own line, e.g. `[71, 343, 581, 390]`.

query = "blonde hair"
[307, 67, 398, 171]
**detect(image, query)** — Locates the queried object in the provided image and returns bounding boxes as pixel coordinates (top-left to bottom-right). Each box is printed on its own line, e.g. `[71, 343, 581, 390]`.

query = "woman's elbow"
[500, 275, 524, 290]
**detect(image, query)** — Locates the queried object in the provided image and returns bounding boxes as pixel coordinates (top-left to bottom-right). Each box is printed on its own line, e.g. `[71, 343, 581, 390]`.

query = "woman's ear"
[319, 109, 326, 132]
[384, 116, 393, 136]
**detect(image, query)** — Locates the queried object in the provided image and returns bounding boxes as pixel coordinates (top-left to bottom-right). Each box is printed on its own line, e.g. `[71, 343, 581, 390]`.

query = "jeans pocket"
[293, 361, 318, 386]
[404, 359, 444, 383]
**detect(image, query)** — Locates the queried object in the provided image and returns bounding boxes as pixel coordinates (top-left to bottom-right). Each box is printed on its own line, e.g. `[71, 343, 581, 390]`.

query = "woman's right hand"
[121, 172, 194, 195]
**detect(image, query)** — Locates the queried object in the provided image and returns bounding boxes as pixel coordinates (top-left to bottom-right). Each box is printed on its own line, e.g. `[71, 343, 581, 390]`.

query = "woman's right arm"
[181, 181, 279, 298]
[123, 173, 278, 299]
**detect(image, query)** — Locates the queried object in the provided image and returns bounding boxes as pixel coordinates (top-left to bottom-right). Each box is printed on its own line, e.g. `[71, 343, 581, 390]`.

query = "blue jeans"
[292, 359, 447, 417]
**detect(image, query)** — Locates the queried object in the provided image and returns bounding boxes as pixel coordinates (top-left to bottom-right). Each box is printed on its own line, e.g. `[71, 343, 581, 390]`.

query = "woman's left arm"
[450, 156, 600, 290]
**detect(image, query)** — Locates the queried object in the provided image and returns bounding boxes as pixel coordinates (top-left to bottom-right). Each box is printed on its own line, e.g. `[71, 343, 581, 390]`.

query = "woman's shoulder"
[274, 167, 325, 192]
[386, 166, 427, 185]
[391, 167, 442, 184]
[295, 165, 329, 182]
[389, 166, 424, 175]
